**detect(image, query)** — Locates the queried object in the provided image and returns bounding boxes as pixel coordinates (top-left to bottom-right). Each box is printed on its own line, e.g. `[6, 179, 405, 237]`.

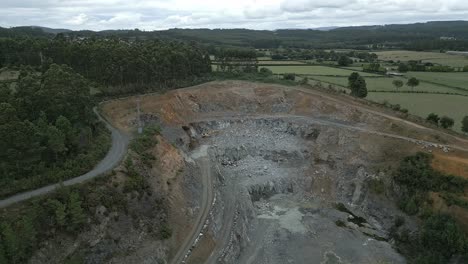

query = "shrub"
[259, 67, 273, 76]
[283, 73, 295, 81]
[439, 116, 454, 129]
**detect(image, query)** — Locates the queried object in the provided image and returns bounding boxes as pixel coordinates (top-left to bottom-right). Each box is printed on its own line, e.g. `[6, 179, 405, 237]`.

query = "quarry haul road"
[0, 107, 130, 208]
[191, 113, 468, 153]
[171, 146, 214, 264]
[294, 86, 468, 146]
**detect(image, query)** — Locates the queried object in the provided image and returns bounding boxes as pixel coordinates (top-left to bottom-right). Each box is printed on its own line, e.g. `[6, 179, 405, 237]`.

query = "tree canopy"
[348, 72, 367, 98]
[0, 65, 108, 197]
[0, 38, 212, 95]
[462, 116, 468, 133]
[440, 116, 455, 129]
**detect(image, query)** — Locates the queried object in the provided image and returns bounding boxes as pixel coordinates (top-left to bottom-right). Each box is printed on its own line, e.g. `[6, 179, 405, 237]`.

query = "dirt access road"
[0, 107, 130, 208]
[171, 145, 214, 264]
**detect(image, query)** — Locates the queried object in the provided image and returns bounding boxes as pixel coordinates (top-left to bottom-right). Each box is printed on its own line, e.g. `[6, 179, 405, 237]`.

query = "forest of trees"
[0, 64, 109, 197]
[0, 37, 212, 95]
[214, 48, 258, 73]
[267, 49, 378, 63]
[4, 21, 468, 50]
[392, 153, 468, 263]
[0, 123, 170, 264]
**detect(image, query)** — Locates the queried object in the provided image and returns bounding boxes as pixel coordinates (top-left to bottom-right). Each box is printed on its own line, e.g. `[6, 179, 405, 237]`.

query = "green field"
[375, 50, 468, 67]
[310, 75, 468, 95]
[367, 93, 468, 132]
[406, 72, 468, 90]
[264, 65, 380, 76]
[258, 60, 306, 65]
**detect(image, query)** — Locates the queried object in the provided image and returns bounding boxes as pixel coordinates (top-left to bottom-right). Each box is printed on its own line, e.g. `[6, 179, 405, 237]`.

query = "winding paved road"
[0, 107, 130, 208]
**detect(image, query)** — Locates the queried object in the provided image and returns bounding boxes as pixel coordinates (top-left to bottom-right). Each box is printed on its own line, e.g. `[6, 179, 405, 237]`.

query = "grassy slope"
[406, 72, 468, 90]
[367, 93, 468, 132]
[310, 75, 468, 95]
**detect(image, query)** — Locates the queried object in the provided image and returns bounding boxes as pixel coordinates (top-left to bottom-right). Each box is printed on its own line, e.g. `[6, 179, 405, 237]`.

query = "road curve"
[0, 107, 130, 208]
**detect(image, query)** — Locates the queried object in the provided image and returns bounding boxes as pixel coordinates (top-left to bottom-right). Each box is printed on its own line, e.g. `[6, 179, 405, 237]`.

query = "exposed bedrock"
[182, 117, 406, 264]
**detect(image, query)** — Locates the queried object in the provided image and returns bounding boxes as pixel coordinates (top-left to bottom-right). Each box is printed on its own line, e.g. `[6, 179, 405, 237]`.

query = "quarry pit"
[102, 81, 468, 264]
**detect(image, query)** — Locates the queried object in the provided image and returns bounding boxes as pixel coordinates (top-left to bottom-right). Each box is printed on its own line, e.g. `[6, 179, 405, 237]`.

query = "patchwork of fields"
[214, 57, 468, 132]
[406, 72, 468, 91]
[310, 75, 468, 96]
[247, 60, 468, 133]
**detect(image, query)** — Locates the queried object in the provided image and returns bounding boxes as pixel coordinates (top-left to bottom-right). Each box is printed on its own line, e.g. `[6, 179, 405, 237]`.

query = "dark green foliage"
[406, 77, 420, 90]
[348, 72, 359, 84]
[394, 152, 468, 195]
[395, 62, 456, 73]
[335, 220, 346, 227]
[368, 178, 385, 194]
[129, 125, 160, 154]
[417, 214, 467, 262]
[215, 48, 258, 73]
[124, 126, 160, 193]
[393, 153, 468, 262]
[363, 63, 385, 73]
[426, 113, 440, 126]
[337, 55, 352, 66]
[159, 224, 173, 239]
[270, 49, 377, 62]
[299, 77, 309, 85]
[440, 193, 468, 209]
[3, 21, 468, 50]
[212, 71, 297, 87]
[283, 73, 296, 81]
[392, 79, 404, 89]
[0, 38, 211, 96]
[67, 192, 86, 231]
[0, 163, 170, 263]
[398, 63, 409, 73]
[348, 72, 367, 98]
[394, 216, 405, 228]
[0, 66, 111, 198]
[440, 116, 455, 129]
[258, 67, 273, 77]
[462, 116, 468, 133]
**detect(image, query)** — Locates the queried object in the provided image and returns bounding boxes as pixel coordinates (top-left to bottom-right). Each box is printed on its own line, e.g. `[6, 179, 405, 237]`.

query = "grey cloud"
[280, 0, 354, 13]
[0, 0, 468, 30]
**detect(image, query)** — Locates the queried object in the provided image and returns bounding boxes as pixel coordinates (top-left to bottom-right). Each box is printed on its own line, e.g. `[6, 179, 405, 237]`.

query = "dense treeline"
[0, 125, 170, 263]
[4, 21, 468, 50]
[395, 60, 464, 72]
[392, 152, 468, 263]
[267, 49, 378, 63]
[0, 64, 109, 197]
[0, 37, 212, 95]
[214, 48, 258, 73]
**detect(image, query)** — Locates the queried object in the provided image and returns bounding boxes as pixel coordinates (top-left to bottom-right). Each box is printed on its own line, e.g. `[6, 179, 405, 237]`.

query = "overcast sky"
[1, 0, 468, 30]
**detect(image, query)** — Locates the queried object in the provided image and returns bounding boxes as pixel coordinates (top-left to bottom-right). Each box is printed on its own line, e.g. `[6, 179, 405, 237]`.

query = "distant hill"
[313, 27, 339, 31]
[30, 26, 72, 34]
[2, 20, 468, 50]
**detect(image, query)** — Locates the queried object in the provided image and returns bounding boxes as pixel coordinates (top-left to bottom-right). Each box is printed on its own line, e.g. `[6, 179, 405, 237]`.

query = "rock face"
[182, 117, 407, 264]
[97, 81, 468, 263]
